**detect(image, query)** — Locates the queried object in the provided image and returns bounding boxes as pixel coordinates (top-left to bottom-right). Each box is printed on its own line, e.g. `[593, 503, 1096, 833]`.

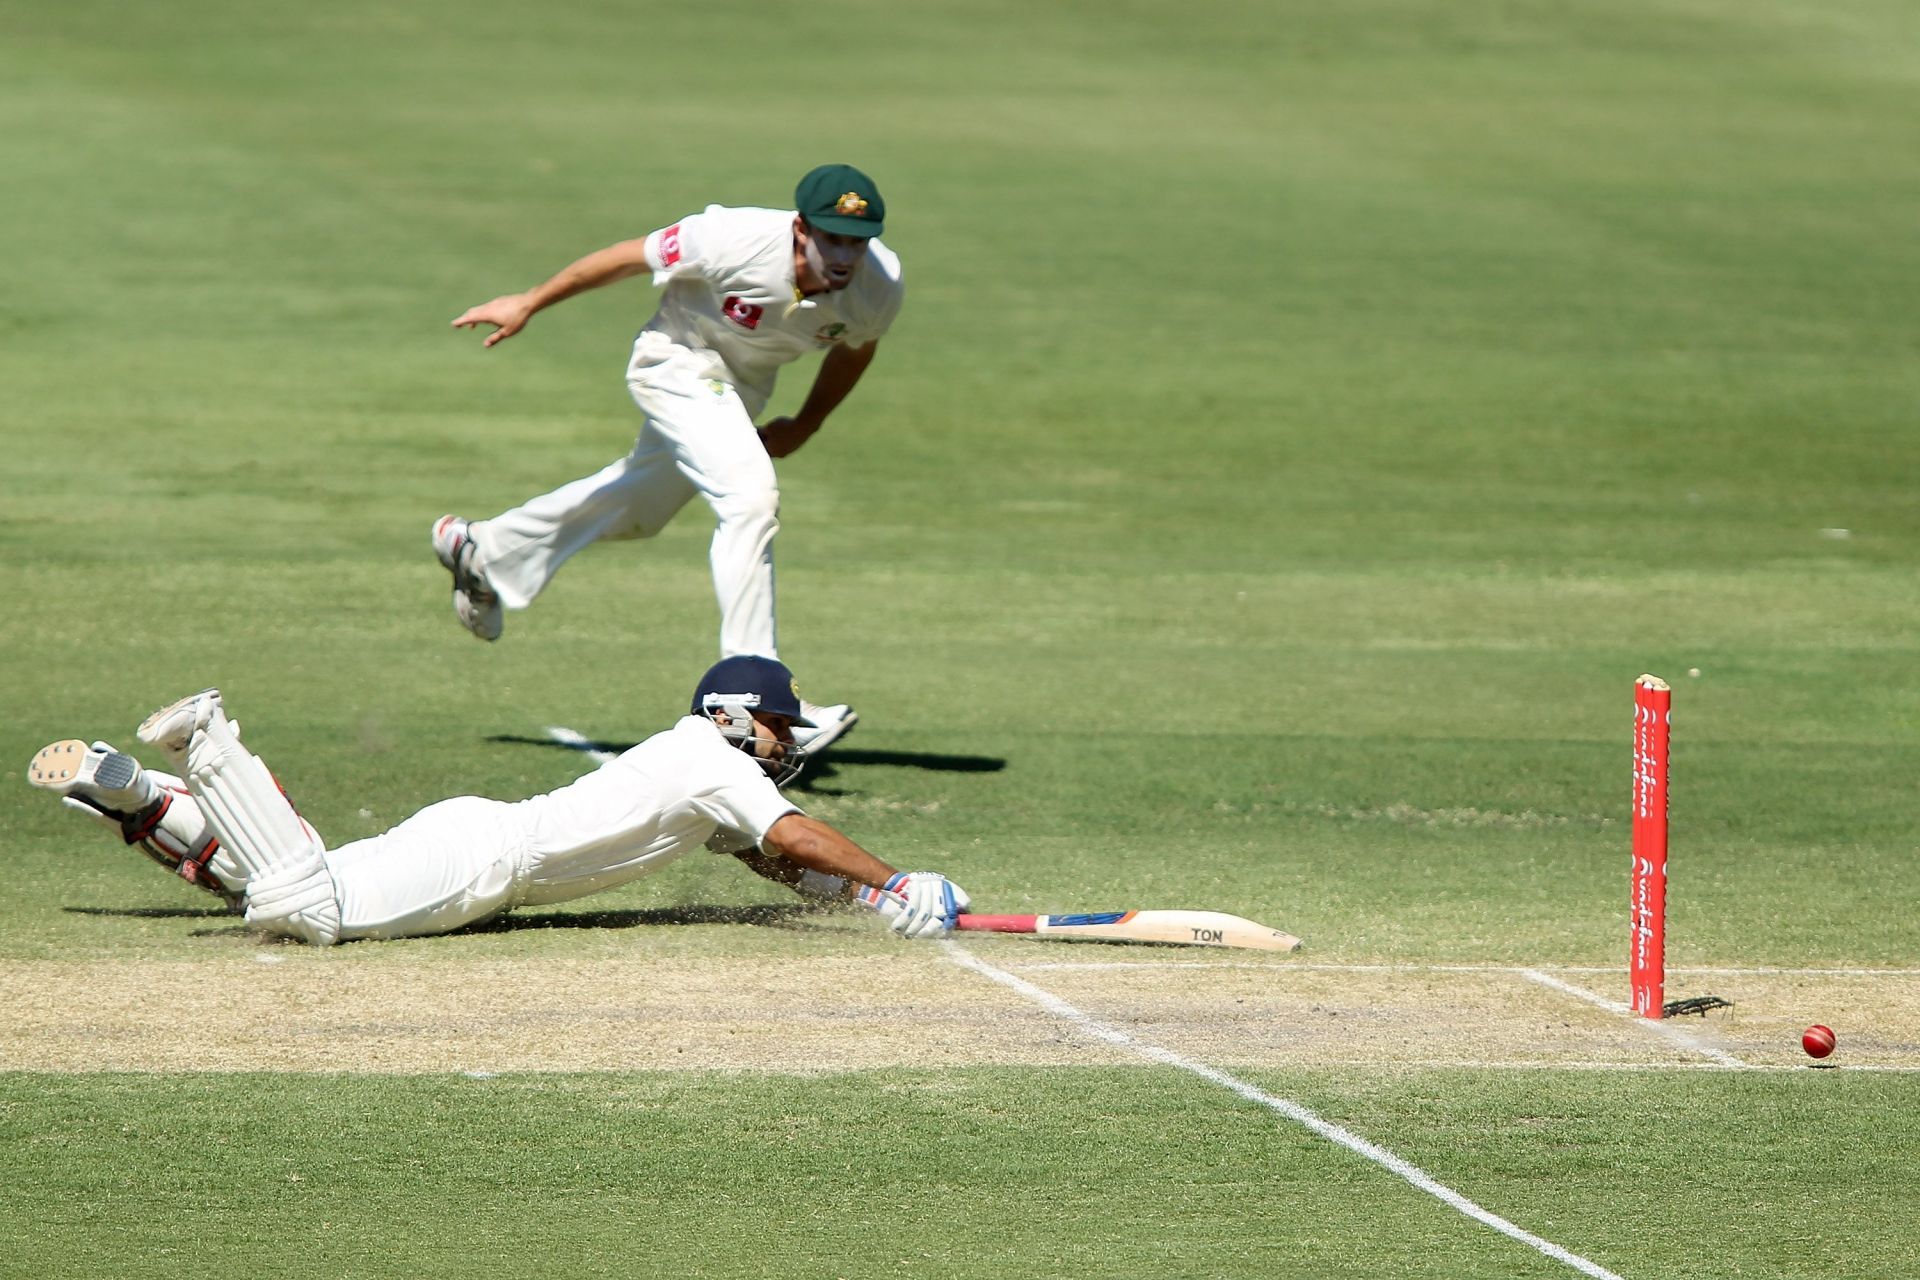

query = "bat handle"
[953, 913, 1038, 934]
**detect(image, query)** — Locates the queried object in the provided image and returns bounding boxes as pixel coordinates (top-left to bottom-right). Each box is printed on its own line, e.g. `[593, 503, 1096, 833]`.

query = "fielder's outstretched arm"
[451, 238, 654, 347]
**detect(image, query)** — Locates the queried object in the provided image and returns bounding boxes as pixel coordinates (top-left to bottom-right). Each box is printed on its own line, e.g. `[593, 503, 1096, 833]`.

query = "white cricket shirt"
[512, 716, 800, 904]
[638, 204, 903, 416]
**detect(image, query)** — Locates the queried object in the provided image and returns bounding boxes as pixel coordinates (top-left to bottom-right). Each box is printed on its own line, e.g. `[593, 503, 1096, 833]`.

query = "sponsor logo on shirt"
[814, 322, 847, 345]
[722, 296, 765, 330]
[659, 224, 683, 266]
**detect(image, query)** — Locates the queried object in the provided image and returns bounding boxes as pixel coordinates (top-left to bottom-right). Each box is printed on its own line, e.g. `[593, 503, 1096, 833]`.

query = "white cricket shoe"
[135, 688, 225, 756]
[793, 700, 858, 755]
[26, 739, 160, 813]
[432, 514, 504, 642]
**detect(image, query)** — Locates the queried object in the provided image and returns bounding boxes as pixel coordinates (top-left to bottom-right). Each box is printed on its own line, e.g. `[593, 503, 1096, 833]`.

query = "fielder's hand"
[757, 416, 820, 459]
[858, 872, 971, 939]
[452, 293, 537, 348]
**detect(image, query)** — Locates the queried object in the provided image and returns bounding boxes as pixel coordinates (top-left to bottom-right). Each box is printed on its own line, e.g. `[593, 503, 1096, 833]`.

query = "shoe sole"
[28, 739, 139, 796]
[454, 589, 504, 641]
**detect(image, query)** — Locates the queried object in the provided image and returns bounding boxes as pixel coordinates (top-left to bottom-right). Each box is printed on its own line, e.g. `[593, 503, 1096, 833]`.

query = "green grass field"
[4, 1, 1919, 1276]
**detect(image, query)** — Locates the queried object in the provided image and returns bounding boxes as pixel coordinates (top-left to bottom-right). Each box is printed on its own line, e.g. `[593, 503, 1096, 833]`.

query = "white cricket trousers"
[468, 343, 781, 658]
[327, 797, 528, 941]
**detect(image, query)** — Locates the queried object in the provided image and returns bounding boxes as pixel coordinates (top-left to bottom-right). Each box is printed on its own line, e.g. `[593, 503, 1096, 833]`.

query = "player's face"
[795, 218, 870, 294]
[748, 711, 796, 763]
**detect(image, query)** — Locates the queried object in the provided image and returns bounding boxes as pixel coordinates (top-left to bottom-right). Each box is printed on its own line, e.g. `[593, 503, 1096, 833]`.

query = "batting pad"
[184, 710, 339, 945]
[245, 846, 339, 946]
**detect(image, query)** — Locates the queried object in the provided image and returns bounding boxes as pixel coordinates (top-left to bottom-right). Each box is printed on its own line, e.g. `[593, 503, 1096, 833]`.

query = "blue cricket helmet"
[691, 656, 813, 786]
[690, 656, 812, 723]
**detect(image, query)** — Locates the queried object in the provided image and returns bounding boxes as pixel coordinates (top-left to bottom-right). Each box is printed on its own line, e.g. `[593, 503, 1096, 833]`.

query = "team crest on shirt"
[835, 192, 869, 217]
[814, 322, 847, 345]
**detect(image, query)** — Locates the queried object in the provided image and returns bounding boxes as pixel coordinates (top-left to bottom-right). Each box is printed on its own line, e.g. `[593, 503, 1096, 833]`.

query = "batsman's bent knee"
[245, 854, 342, 946]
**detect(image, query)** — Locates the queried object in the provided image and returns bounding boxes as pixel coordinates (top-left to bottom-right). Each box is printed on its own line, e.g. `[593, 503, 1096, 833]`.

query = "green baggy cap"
[795, 163, 886, 237]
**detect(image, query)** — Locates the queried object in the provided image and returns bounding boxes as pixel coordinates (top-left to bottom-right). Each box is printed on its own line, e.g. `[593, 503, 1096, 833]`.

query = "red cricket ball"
[1801, 1025, 1836, 1059]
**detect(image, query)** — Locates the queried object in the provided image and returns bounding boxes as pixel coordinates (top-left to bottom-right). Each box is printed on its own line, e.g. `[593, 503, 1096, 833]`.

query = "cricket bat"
[954, 910, 1302, 953]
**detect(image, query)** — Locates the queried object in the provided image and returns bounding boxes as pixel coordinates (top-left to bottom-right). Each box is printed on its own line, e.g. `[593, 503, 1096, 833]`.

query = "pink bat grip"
[952, 914, 1038, 933]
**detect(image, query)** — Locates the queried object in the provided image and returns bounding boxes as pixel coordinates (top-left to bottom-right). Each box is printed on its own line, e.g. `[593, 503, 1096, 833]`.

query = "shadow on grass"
[64, 905, 231, 919]
[65, 901, 848, 940]
[485, 733, 1007, 789]
[461, 901, 833, 934]
[790, 749, 1005, 795]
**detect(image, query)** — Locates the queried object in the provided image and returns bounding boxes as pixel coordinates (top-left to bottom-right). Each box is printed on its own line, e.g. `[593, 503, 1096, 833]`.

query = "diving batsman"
[25, 657, 966, 945]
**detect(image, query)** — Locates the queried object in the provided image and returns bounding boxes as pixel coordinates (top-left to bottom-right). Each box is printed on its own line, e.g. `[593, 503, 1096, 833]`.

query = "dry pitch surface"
[5, 931, 1914, 1075]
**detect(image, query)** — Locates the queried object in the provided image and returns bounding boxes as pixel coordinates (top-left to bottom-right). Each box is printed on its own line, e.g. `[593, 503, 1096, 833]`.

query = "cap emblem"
[835, 192, 869, 218]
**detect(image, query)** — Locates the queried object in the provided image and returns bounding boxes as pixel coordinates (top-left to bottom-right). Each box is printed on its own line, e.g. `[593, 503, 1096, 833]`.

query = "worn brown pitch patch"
[5, 944, 1916, 1074]
[0, 950, 1139, 1074]
[984, 958, 1920, 1070]
[1004, 964, 1686, 1067]
[1654, 969, 1920, 1068]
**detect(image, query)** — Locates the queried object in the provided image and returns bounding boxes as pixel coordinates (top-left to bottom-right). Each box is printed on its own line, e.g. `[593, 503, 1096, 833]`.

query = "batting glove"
[857, 872, 970, 939]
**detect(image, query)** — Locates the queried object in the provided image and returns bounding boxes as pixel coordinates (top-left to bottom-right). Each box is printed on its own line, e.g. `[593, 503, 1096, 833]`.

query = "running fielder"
[25, 657, 966, 945]
[434, 164, 903, 754]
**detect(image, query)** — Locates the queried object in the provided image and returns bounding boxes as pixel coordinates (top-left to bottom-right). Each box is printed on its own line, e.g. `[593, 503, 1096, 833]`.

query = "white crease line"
[546, 725, 619, 766]
[1008, 960, 1920, 977]
[1518, 970, 1637, 1015]
[1520, 969, 1750, 1070]
[1013, 961, 1517, 972]
[1012, 961, 1543, 972]
[944, 942, 1627, 1280]
[1646, 966, 1920, 977]
[1231, 1059, 1920, 1074]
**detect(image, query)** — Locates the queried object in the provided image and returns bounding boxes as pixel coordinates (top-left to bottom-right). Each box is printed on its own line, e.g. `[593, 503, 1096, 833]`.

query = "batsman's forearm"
[731, 847, 805, 888]
[761, 814, 896, 888]
[732, 847, 862, 903]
